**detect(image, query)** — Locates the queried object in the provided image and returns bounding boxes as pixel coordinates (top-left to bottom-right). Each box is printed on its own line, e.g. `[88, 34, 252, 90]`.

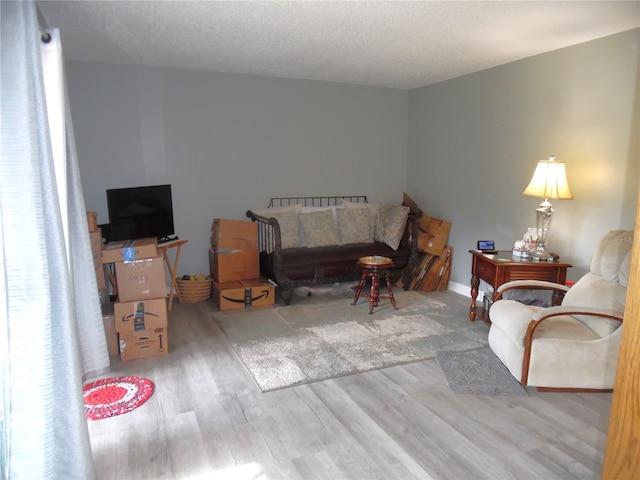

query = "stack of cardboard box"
[87, 211, 121, 358]
[87, 211, 106, 291]
[209, 218, 275, 310]
[101, 238, 169, 361]
[400, 193, 453, 292]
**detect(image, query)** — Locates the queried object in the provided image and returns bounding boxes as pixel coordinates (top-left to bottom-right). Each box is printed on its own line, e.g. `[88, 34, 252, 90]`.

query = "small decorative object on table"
[512, 227, 537, 258]
[176, 273, 212, 303]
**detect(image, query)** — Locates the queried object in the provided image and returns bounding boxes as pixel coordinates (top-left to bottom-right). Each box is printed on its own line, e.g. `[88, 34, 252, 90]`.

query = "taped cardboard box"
[212, 278, 275, 311]
[86, 211, 99, 233]
[119, 327, 168, 361]
[113, 298, 168, 334]
[211, 218, 258, 251]
[101, 304, 119, 357]
[101, 237, 158, 264]
[417, 217, 451, 256]
[115, 255, 167, 302]
[209, 248, 260, 283]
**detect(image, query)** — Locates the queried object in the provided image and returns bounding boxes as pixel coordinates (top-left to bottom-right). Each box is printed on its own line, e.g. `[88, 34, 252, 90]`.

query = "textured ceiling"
[37, 1, 640, 90]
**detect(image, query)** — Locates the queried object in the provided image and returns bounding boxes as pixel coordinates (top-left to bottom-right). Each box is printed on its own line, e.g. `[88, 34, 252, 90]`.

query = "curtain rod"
[36, 5, 52, 43]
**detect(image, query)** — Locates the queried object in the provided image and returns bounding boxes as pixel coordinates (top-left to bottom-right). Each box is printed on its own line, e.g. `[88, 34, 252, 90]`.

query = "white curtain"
[1, 2, 110, 478]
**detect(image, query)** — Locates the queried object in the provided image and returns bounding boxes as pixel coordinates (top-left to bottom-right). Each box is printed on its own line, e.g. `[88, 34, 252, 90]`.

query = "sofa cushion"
[342, 200, 379, 241]
[299, 210, 341, 247]
[252, 204, 302, 249]
[337, 207, 371, 244]
[269, 210, 302, 249]
[299, 205, 341, 246]
[279, 242, 411, 269]
[374, 204, 409, 250]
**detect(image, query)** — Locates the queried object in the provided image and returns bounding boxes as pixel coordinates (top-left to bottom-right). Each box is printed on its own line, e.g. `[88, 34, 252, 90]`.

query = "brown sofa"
[246, 196, 421, 305]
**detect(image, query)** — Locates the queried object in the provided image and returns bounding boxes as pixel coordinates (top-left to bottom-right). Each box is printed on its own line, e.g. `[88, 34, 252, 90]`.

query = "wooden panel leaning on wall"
[398, 193, 453, 292]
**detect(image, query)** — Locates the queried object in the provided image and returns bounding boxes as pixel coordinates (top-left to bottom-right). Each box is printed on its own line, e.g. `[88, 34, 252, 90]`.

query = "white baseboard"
[447, 281, 471, 298]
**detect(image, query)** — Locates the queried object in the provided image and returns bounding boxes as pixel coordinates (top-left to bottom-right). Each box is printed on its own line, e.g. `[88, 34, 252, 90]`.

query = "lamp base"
[531, 251, 553, 262]
[532, 201, 554, 262]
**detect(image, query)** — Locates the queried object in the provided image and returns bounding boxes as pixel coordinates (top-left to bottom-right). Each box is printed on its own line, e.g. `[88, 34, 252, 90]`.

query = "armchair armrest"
[531, 305, 624, 323]
[494, 280, 570, 301]
[521, 305, 623, 384]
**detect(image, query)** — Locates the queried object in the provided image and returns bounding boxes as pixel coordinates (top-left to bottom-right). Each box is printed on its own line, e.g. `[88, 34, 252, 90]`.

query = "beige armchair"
[488, 230, 633, 391]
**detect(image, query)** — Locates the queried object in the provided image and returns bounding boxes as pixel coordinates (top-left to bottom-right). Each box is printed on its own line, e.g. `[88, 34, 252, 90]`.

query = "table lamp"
[522, 155, 573, 260]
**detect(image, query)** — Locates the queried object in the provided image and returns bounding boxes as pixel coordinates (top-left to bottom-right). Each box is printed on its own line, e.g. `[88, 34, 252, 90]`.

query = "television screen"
[106, 184, 175, 242]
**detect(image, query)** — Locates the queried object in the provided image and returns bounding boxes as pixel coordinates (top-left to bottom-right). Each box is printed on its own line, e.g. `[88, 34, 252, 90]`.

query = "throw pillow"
[268, 210, 301, 249]
[299, 205, 341, 246]
[337, 207, 371, 244]
[299, 210, 341, 247]
[251, 204, 302, 249]
[374, 204, 409, 250]
[343, 200, 379, 241]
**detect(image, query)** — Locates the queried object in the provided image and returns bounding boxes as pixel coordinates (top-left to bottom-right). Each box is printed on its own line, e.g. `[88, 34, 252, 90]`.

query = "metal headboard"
[267, 195, 368, 208]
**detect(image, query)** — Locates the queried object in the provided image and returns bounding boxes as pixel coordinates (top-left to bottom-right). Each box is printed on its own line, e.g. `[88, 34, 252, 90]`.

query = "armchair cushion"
[561, 273, 626, 336]
[590, 229, 632, 284]
[489, 301, 616, 388]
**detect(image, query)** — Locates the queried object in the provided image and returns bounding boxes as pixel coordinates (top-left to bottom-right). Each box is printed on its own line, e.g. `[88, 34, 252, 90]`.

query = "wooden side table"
[469, 250, 571, 323]
[158, 239, 188, 310]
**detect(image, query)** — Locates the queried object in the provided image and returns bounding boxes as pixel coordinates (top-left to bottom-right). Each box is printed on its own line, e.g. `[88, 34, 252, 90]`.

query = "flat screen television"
[106, 184, 175, 242]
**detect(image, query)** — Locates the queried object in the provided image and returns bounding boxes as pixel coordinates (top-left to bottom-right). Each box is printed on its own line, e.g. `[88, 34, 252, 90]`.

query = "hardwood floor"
[89, 289, 612, 479]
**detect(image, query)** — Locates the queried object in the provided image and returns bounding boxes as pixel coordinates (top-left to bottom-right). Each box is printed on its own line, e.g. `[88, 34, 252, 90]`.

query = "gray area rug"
[213, 289, 489, 392]
[435, 347, 528, 396]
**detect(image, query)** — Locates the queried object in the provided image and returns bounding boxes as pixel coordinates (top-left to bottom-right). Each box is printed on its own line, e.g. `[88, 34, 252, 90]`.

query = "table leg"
[470, 274, 480, 321]
[385, 273, 397, 309]
[369, 273, 379, 314]
[161, 244, 184, 311]
[352, 273, 366, 306]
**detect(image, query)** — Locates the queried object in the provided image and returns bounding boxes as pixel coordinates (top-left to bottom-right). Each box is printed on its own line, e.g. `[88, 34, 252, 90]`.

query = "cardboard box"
[211, 218, 258, 251]
[101, 304, 119, 357]
[101, 237, 158, 264]
[113, 298, 168, 333]
[209, 248, 260, 283]
[115, 255, 167, 302]
[89, 229, 106, 290]
[119, 327, 168, 361]
[86, 211, 99, 233]
[417, 217, 452, 256]
[212, 278, 275, 311]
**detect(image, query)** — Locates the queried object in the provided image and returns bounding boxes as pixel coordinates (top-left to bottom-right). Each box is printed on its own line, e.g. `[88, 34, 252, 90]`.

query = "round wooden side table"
[352, 255, 397, 314]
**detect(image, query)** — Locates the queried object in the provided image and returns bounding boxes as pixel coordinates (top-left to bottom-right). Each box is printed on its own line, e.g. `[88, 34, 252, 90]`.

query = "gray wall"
[67, 28, 639, 292]
[407, 28, 639, 291]
[67, 65, 409, 277]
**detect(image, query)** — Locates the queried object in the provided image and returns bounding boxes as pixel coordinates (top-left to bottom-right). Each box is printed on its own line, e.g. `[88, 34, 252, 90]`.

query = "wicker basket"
[176, 277, 212, 303]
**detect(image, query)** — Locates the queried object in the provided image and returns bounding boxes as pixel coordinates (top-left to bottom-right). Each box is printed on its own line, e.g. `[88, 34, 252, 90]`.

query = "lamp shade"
[522, 156, 573, 200]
